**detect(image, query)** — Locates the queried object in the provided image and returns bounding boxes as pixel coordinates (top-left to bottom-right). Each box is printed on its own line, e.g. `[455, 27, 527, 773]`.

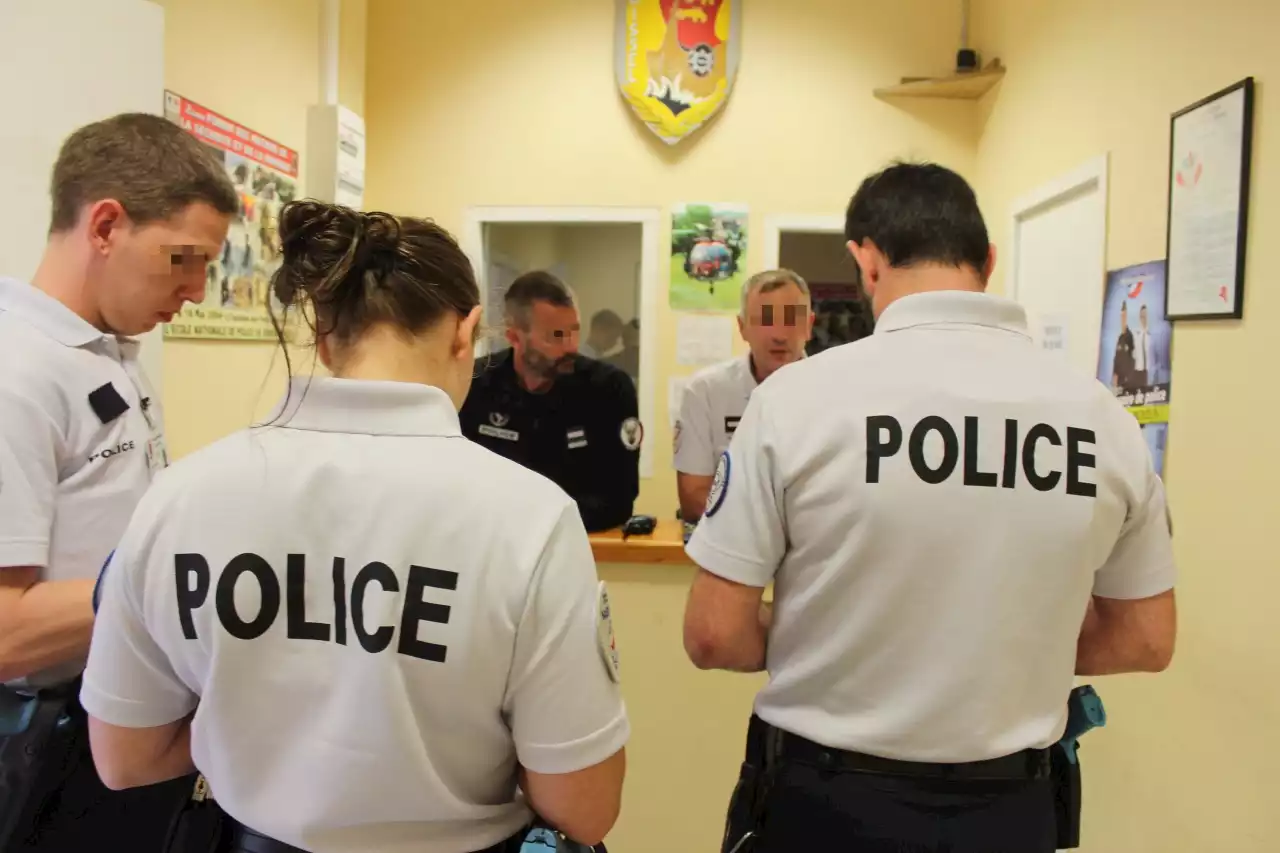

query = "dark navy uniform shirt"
[460, 350, 641, 532]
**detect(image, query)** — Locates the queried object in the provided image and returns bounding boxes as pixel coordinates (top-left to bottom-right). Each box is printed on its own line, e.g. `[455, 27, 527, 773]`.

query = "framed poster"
[162, 91, 299, 341]
[1164, 77, 1254, 320]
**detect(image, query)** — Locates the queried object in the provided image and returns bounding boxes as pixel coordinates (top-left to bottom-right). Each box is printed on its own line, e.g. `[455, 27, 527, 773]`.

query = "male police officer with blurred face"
[673, 269, 812, 524]
[0, 114, 236, 851]
[682, 162, 1177, 853]
[461, 272, 641, 532]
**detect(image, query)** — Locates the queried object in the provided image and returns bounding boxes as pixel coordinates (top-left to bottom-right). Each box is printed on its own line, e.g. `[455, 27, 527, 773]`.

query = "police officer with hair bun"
[683, 162, 1177, 852]
[81, 201, 629, 853]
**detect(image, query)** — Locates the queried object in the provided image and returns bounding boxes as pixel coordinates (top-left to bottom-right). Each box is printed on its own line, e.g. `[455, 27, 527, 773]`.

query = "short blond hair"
[739, 268, 811, 319]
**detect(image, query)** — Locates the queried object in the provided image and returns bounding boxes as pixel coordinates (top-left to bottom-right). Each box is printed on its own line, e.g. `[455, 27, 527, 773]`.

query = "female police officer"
[78, 201, 629, 852]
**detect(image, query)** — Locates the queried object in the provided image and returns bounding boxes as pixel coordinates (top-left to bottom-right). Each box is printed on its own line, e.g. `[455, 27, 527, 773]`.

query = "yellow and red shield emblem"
[616, 0, 743, 145]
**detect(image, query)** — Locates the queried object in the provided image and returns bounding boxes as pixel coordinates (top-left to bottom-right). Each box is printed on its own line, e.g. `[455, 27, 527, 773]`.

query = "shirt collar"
[0, 277, 107, 347]
[874, 291, 1031, 340]
[266, 377, 462, 437]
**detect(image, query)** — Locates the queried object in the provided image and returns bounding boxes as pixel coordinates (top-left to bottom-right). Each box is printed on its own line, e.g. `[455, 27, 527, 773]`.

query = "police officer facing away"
[673, 269, 812, 523]
[461, 272, 641, 532]
[81, 203, 628, 852]
[682, 163, 1177, 853]
[0, 114, 236, 851]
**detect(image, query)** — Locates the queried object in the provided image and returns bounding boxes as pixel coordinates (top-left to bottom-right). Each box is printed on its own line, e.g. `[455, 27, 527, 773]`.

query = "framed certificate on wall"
[1164, 77, 1255, 321]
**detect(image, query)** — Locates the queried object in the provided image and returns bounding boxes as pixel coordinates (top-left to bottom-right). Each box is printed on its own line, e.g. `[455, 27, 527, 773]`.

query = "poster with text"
[1096, 260, 1172, 474]
[162, 91, 299, 341]
[670, 203, 747, 313]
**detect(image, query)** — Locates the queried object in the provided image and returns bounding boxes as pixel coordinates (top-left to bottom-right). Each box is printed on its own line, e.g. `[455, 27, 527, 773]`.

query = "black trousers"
[724, 719, 1056, 853]
[5, 694, 195, 853]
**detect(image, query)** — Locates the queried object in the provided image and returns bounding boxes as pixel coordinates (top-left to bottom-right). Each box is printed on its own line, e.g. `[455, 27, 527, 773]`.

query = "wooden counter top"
[589, 519, 695, 565]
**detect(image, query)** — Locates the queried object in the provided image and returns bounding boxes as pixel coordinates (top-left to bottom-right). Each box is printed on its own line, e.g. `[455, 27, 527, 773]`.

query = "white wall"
[0, 0, 166, 400]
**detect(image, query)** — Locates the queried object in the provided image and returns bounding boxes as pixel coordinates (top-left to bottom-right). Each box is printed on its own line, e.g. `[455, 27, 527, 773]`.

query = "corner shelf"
[874, 65, 1005, 101]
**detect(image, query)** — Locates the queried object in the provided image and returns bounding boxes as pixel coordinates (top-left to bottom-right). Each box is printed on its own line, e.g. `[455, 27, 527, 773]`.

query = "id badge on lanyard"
[139, 398, 169, 475]
[118, 346, 168, 476]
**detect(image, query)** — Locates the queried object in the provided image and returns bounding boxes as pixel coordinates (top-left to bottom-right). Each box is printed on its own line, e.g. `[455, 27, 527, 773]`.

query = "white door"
[1007, 156, 1109, 378]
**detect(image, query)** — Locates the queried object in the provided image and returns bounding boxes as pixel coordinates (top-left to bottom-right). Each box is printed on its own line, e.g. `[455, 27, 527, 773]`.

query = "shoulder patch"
[705, 451, 731, 517]
[620, 417, 643, 451]
[596, 581, 620, 683]
[672, 419, 683, 455]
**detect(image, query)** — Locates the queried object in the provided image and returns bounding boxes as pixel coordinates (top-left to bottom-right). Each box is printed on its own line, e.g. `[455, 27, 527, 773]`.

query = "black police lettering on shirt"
[174, 554, 458, 663]
[88, 441, 136, 464]
[865, 415, 1097, 497]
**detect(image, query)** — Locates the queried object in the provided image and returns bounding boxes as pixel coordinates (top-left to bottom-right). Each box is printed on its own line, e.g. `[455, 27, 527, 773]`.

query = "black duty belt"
[0, 683, 82, 848]
[745, 715, 1051, 782]
[225, 820, 552, 853]
[226, 823, 307, 853]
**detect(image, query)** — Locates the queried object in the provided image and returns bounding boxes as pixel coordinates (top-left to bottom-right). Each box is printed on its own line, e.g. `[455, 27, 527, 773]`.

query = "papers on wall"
[1166, 79, 1253, 319]
[675, 314, 734, 366]
[1040, 314, 1069, 354]
[334, 106, 366, 210]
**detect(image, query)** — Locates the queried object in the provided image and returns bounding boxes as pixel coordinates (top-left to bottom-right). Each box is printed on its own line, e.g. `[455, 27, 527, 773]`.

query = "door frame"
[461, 206, 661, 478]
[1007, 154, 1110, 303]
[761, 214, 846, 271]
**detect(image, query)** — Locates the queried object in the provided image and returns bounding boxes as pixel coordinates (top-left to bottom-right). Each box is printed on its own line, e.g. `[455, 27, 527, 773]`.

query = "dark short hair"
[590, 309, 624, 332]
[504, 271, 575, 328]
[844, 162, 989, 273]
[49, 113, 238, 233]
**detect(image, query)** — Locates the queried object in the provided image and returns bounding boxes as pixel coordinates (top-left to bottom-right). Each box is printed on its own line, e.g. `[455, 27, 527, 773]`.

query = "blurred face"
[738, 283, 813, 379]
[507, 300, 580, 383]
[90, 201, 230, 335]
[1139, 305, 1148, 329]
[1121, 303, 1128, 327]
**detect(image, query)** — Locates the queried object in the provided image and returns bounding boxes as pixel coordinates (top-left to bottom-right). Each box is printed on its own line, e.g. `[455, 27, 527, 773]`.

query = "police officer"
[673, 269, 812, 524]
[461, 272, 641, 533]
[682, 163, 1177, 852]
[0, 113, 237, 851]
[80, 202, 628, 853]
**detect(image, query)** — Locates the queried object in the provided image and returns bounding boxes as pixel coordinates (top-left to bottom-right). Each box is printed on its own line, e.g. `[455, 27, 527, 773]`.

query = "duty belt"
[745, 715, 1052, 781]
[0, 682, 81, 848]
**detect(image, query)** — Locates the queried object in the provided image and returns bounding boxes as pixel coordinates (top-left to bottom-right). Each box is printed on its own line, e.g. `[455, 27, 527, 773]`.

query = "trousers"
[3, 690, 195, 853]
[723, 716, 1056, 853]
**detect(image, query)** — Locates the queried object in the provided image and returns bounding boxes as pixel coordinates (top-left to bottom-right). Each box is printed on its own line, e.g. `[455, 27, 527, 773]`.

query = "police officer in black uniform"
[461, 272, 641, 533]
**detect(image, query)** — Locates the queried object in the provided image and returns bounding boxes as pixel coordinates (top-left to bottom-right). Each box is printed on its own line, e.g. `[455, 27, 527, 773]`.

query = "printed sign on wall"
[615, 0, 742, 145]
[1096, 260, 1173, 476]
[162, 91, 298, 341]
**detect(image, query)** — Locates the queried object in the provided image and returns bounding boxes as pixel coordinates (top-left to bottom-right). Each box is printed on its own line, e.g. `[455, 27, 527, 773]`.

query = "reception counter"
[586, 518, 764, 852]
[588, 518, 694, 565]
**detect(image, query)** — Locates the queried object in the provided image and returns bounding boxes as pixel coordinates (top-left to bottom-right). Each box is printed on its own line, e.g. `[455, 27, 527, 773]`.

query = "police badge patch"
[705, 451, 730, 517]
[596, 581, 621, 683]
[620, 417, 644, 451]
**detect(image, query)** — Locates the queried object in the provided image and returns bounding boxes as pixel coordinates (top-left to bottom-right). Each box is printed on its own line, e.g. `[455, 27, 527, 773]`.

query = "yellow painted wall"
[972, 1, 1278, 850]
[364, 0, 980, 521]
[152, 0, 367, 458]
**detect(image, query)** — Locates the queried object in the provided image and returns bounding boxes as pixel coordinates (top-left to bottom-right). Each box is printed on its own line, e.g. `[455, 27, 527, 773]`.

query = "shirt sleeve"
[1092, 460, 1177, 600]
[0, 390, 60, 569]
[504, 505, 630, 775]
[575, 370, 639, 532]
[684, 392, 786, 588]
[80, 513, 198, 728]
[673, 379, 716, 476]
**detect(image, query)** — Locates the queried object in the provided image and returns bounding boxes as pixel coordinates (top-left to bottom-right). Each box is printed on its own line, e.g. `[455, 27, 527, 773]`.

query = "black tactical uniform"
[460, 350, 641, 532]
